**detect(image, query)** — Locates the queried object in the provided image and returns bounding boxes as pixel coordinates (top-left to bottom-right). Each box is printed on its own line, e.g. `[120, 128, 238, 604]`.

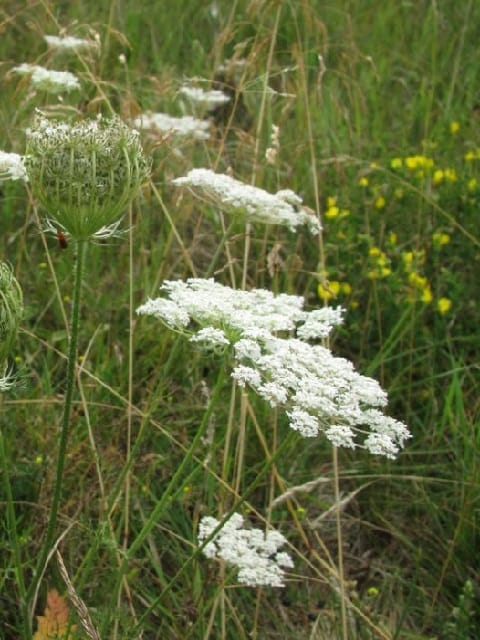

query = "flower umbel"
[198, 513, 293, 587]
[133, 112, 211, 140]
[137, 278, 410, 458]
[25, 116, 150, 241]
[0, 151, 28, 182]
[12, 64, 80, 94]
[172, 168, 321, 234]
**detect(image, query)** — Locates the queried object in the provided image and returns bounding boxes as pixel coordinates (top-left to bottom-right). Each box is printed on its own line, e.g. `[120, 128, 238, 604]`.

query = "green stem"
[26, 240, 87, 628]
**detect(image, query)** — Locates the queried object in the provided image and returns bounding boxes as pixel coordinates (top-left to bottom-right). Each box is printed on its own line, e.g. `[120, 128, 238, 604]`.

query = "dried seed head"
[25, 116, 150, 240]
[0, 263, 23, 365]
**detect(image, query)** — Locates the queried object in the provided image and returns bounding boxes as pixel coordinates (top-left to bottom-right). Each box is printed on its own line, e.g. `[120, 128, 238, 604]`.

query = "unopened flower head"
[25, 116, 150, 240]
[198, 513, 293, 587]
[137, 278, 410, 458]
[0, 262, 23, 367]
[12, 64, 80, 94]
[172, 168, 321, 234]
[133, 112, 211, 140]
[0, 151, 28, 182]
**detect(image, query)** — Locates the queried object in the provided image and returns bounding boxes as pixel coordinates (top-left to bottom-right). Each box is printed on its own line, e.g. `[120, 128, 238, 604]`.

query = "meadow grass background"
[0, 0, 479, 638]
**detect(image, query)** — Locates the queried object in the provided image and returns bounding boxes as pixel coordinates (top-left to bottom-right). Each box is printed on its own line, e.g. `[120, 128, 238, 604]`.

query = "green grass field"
[0, 1, 479, 638]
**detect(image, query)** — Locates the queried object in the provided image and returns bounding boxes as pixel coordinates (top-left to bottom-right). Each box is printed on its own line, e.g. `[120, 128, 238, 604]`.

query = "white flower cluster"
[172, 168, 321, 234]
[198, 513, 293, 587]
[44, 34, 99, 53]
[179, 85, 230, 109]
[133, 112, 211, 140]
[12, 63, 80, 93]
[137, 279, 410, 458]
[0, 151, 28, 182]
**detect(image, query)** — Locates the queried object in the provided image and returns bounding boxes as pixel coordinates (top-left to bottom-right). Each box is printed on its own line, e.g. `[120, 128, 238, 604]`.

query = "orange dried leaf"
[32, 589, 78, 640]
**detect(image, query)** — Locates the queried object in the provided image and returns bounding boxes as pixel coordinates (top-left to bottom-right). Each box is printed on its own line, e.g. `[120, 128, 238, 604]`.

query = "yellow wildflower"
[421, 285, 433, 303]
[437, 297, 452, 314]
[325, 205, 340, 219]
[449, 121, 460, 135]
[432, 169, 444, 185]
[358, 176, 369, 187]
[390, 157, 403, 169]
[326, 196, 337, 207]
[467, 178, 477, 191]
[432, 232, 450, 248]
[318, 280, 340, 301]
[374, 195, 386, 209]
[444, 168, 457, 182]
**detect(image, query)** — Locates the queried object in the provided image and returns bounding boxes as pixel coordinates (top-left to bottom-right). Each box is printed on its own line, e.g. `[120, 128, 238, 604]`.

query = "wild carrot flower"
[133, 112, 211, 140]
[44, 34, 99, 54]
[172, 169, 321, 234]
[137, 279, 410, 458]
[0, 263, 23, 390]
[198, 513, 293, 587]
[179, 85, 230, 109]
[12, 63, 80, 93]
[0, 151, 28, 182]
[25, 116, 150, 241]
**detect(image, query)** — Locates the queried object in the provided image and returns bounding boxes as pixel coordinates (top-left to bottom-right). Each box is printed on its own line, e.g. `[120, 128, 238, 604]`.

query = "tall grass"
[0, 0, 478, 638]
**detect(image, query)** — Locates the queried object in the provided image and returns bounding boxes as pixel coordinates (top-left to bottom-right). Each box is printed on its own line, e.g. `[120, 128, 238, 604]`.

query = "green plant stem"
[333, 446, 348, 640]
[26, 239, 87, 628]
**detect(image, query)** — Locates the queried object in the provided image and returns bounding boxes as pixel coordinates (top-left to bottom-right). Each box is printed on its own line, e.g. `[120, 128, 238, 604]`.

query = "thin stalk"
[26, 240, 87, 626]
[333, 446, 348, 640]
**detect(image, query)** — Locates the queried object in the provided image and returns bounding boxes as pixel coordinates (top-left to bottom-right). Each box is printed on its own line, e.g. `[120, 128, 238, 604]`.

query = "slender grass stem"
[26, 239, 87, 628]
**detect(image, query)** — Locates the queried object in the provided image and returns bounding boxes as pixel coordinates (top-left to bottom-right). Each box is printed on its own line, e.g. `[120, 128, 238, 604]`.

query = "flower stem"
[333, 446, 348, 640]
[26, 239, 87, 628]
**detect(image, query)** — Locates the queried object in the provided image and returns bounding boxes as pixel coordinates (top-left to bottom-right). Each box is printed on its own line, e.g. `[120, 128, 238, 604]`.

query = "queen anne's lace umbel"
[172, 168, 321, 234]
[133, 113, 211, 140]
[198, 513, 293, 587]
[12, 63, 80, 93]
[0, 151, 28, 182]
[137, 278, 410, 458]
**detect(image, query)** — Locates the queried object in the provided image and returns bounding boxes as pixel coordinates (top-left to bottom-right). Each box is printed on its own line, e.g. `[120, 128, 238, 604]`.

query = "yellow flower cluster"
[317, 279, 352, 302]
[432, 168, 457, 185]
[367, 247, 391, 279]
[324, 196, 350, 219]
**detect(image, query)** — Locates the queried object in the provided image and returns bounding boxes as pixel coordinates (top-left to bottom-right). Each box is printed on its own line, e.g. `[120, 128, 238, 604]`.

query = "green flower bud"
[0, 262, 23, 365]
[25, 116, 150, 241]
